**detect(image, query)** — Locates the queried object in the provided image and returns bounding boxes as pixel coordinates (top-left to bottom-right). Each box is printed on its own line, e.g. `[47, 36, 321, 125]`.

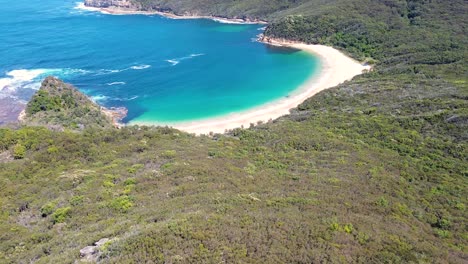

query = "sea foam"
[0, 68, 90, 95]
[0, 69, 58, 94]
[95, 65, 151, 75]
[91, 94, 108, 102]
[130, 65, 151, 70]
[107, 82, 126, 86]
[165, 53, 204, 66]
[73, 2, 105, 14]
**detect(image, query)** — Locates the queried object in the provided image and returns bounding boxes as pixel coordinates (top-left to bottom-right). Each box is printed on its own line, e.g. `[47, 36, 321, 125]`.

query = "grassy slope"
[0, 0, 467, 263]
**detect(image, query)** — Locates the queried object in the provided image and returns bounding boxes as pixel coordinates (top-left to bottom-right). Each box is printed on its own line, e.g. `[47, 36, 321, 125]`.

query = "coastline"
[76, 2, 371, 134]
[75, 3, 267, 24]
[100, 106, 128, 128]
[131, 37, 371, 134]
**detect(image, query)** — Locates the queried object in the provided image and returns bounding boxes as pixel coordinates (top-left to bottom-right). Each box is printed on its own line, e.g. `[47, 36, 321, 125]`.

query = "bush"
[12, 144, 26, 159]
[70, 195, 84, 206]
[40, 202, 56, 217]
[109, 196, 134, 213]
[344, 223, 354, 234]
[51, 207, 71, 224]
[376, 196, 389, 208]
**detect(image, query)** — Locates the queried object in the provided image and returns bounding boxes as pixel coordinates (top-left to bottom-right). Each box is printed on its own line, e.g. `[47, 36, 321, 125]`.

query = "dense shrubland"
[0, 72, 466, 262]
[0, 0, 466, 262]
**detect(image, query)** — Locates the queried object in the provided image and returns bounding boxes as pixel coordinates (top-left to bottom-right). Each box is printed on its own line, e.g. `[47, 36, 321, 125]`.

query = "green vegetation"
[23, 76, 113, 129]
[264, 0, 466, 63]
[0, 0, 466, 263]
[129, 0, 312, 19]
[51, 207, 72, 224]
[0, 80, 466, 262]
[12, 143, 26, 159]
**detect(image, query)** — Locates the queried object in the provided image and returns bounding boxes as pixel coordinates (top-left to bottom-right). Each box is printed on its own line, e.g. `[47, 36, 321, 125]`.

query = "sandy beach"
[77, 3, 370, 134]
[132, 38, 371, 134]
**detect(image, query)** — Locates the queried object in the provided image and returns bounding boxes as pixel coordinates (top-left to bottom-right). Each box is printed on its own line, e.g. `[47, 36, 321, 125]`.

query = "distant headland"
[81, 0, 267, 24]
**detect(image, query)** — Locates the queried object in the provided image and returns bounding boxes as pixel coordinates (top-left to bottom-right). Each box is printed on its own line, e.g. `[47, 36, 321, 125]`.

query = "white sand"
[75, 2, 371, 134]
[132, 39, 371, 134]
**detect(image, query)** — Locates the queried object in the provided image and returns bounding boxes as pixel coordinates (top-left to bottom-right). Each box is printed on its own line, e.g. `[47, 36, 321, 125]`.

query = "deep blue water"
[0, 0, 319, 123]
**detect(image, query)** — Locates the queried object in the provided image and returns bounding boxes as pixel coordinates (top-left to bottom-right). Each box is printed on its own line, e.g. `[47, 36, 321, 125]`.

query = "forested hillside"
[0, 0, 466, 263]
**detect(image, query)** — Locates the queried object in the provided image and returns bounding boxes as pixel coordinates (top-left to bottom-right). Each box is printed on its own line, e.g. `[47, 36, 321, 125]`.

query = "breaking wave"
[0, 68, 89, 95]
[95, 64, 151, 75]
[130, 65, 151, 70]
[165, 53, 205, 66]
[106, 82, 126, 86]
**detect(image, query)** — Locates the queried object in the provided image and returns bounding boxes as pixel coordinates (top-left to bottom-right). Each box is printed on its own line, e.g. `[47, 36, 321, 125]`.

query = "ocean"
[0, 0, 319, 124]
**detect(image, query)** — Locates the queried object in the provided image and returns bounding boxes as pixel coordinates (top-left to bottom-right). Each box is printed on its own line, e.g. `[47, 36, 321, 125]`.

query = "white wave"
[189, 53, 205, 57]
[95, 65, 150, 75]
[165, 59, 180, 66]
[62, 68, 92, 75]
[73, 2, 102, 13]
[91, 95, 108, 102]
[130, 65, 151, 70]
[92, 95, 138, 102]
[165, 53, 205, 66]
[107, 82, 126, 86]
[0, 68, 90, 94]
[114, 95, 139, 101]
[258, 26, 267, 31]
[23, 82, 44, 91]
[0, 69, 51, 93]
[94, 68, 125, 76]
[7, 69, 48, 82]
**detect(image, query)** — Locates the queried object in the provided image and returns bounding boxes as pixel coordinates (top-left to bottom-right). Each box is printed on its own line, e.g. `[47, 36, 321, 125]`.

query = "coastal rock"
[101, 106, 128, 127]
[0, 97, 26, 125]
[84, 0, 141, 9]
[258, 34, 302, 46]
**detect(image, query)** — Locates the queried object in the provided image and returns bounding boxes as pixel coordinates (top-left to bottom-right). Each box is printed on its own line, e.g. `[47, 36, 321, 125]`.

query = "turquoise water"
[0, 0, 319, 123]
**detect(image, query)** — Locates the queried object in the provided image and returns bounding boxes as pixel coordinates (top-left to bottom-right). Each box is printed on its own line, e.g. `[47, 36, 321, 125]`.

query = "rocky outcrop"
[101, 106, 128, 127]
[0, 98, 25, 125]
[23, 77, 126, 129]
[79, 238, 112, 262]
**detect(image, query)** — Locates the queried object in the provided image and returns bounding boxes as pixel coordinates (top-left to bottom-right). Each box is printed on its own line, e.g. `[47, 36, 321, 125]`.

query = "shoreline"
[76, 3, 267, 24]
[130, 37, 371, 134]
[76, 3, 371, 134]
